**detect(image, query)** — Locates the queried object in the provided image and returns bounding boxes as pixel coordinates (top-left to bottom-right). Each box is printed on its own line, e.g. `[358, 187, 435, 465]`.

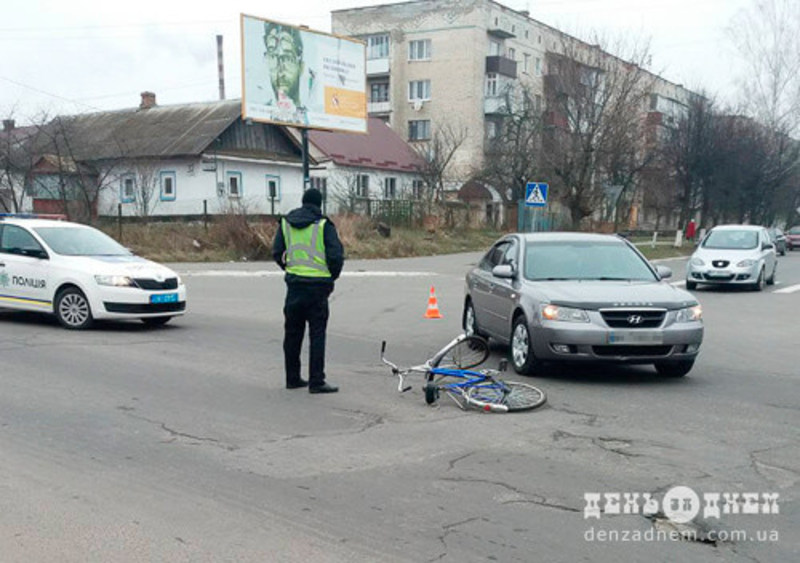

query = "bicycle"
[380, 334, 546, 413]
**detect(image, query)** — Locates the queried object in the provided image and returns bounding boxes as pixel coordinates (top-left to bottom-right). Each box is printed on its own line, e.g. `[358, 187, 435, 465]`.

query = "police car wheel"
[55, 287, 94, 330]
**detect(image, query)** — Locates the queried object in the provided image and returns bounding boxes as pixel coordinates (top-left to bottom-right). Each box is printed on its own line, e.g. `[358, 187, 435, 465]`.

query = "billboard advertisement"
[241, 14, 367, 133]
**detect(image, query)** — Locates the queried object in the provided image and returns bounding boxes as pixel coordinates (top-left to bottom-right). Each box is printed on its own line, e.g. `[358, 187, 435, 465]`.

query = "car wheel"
[510, 315, 542, 376]
[655, 360, 694, 377]
[55, 287, 94, 330]
[141, 316, 172, 327]
[751, 268, 765, 291]
[463, 300, 484, 338]
[686, 280, 697, 290]
[766, 263, 776, 285]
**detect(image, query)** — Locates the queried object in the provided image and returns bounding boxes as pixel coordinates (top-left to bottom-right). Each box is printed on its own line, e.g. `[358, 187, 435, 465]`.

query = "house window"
[367, 34, 389, 59]
[535, 57, 542, 76]
[357, 174, 369, 197]
[160, 171, 176, 201]
[408, 80, 431, 101]
[311, 177, 327, 194]
[486, 73, 498, 97]
[507, 47, 516, 60]
[489, 40, 501, 56]
[370, 82, 390, 103]
[384, 177, 397, 199]
[120, 174, 135, 203]
[412, 179, 424, 199]
[408, 39, 431, 61]
[523, 53, 530, 73]
[266, 175, 281, 201]
[408, 120, 431, 141]
[227, 172, 242, 198]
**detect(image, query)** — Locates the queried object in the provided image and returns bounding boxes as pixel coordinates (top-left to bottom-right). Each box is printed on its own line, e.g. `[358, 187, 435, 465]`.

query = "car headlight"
[541, 304, 590, 323]
[675, 305, 702, 323]
[737, 259, 756, 267]
[690, 257, 705, 266]
[95, 275, 135, 287]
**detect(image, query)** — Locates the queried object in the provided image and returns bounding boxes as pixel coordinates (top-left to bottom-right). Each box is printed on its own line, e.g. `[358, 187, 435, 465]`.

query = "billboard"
[241, 14, 367, 133]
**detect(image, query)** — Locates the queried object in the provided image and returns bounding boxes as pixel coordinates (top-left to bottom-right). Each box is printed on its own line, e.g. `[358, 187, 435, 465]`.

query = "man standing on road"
[272, 188, 344, 393]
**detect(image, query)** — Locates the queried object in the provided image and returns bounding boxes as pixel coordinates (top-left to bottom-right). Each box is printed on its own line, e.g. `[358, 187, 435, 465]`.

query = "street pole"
[301, 128, 310, 193]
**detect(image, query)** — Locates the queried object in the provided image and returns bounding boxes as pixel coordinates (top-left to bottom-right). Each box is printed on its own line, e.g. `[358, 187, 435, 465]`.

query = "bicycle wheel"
[466, 380, 546, 412]
[430, 335, 489, 370]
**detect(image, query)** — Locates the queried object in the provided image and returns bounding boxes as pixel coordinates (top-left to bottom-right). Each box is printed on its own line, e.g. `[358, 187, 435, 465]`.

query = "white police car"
[0, 215, 186, 329]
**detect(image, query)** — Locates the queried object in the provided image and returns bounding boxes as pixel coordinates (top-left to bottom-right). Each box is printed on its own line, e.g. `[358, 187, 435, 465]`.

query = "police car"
[0, 215, 186, 329]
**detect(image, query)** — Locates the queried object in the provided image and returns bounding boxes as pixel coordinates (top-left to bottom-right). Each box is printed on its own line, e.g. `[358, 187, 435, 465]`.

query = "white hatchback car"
[0, 215, 186, 329]
[685, 225, 777, 291]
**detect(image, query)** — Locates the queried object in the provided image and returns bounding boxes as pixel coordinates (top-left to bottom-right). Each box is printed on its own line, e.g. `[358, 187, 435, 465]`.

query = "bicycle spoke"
[466, 381, 546, 412]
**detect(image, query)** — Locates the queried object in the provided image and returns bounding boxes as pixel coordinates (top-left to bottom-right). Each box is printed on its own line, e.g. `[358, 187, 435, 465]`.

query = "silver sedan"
[463, 233, 703, 378]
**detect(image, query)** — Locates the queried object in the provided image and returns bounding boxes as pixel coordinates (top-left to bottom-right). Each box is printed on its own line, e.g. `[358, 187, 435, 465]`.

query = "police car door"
[0, 224, 51, 311]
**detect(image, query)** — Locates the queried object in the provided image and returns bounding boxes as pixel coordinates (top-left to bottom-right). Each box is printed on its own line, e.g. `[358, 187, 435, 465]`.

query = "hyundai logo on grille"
[627, 315, 644, 325]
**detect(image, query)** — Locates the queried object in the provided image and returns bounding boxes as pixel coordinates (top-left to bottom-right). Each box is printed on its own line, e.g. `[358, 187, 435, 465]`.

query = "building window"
[489, 40, 501, 56]
[356, 174, 369, 197]
[120, 174, 135, 203]
[310, 177, 327, 195]
[370, 82, 390, 103]
[486, 120, 498, 139]
[523, 53, 530, 73]
[412, 179, 424, 199]
[384, 177, 397, 199]
[266, 175, 280, 201]
[408, 120, 431, 141]
[159, 171, 176, 201]
[507, 47, 516, 60]
[367, 34, 389, 59]
[486, 73, 498, 97]
[408, 39, 431, 61]
[535, 57, 542, 76]
[408, 80, 431, 101]
[227, 172, 242, 198]
[535, 94, 542, 112]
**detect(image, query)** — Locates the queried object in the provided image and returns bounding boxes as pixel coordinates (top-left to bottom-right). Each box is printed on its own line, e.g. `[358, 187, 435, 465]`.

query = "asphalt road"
[0, 250, 798, 562]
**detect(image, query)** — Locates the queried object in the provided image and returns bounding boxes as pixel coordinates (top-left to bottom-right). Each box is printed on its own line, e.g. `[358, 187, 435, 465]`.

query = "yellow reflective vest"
[282, 218, 332, 278]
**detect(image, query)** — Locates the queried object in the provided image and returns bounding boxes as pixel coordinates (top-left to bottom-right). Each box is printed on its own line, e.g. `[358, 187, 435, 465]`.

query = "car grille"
[104, 301, 186, 314]
[133, 277, 178, 290]
[600, 309, 666, 328]
[712, 260, 730, 268]
[593, 345, 672, 357]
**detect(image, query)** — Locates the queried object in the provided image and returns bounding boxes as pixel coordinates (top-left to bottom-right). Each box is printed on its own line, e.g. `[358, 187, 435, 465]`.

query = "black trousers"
[283, 283, 331, 387]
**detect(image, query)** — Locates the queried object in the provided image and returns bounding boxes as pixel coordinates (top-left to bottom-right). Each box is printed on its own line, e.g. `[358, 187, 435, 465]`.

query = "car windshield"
[34, 226, 132, 256]
[789, 227, 800, 235]
[523, 240, 656, 282]
[702, 230, 758, 250]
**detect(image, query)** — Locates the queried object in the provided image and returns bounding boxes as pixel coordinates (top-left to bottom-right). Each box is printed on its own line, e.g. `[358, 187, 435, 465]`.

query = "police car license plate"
[150, 293, 178, 304]
[607, 331, 663, 345]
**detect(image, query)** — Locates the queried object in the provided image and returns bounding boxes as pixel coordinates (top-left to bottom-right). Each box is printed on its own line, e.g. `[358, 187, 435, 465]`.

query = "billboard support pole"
[301, 128, 310, 192]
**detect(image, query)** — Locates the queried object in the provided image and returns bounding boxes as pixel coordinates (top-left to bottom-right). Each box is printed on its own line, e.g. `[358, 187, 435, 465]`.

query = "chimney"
[2, 119, 14, 132]
[140, 91, 157, 109]
[216, 35, 225, 100]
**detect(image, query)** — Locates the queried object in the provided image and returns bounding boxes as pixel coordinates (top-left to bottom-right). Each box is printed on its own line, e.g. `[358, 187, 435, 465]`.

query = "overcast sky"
[2, 0, 753, 124]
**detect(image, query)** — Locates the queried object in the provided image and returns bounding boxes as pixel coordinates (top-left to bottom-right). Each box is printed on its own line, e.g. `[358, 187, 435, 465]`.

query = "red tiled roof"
[308, 118, 423, 173]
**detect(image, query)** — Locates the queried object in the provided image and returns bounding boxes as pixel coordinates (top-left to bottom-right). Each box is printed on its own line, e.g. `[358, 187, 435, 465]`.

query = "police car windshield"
[33, 226, 132, 256]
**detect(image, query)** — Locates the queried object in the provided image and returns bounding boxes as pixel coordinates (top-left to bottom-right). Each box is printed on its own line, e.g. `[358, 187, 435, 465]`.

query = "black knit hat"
[302, 188, 322, 207]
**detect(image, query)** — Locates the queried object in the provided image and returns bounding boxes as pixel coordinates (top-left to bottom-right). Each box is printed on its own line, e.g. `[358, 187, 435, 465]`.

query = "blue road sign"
[525, 182, 548, 207]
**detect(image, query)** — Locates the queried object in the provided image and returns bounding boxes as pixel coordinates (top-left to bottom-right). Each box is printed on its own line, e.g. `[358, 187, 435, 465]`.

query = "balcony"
[484, 96, 509, 115]
[368, 101, 392, 114]
[367, 57, 390, 76]
[487, 27, 515, 39]
[485, 56, 517, 79]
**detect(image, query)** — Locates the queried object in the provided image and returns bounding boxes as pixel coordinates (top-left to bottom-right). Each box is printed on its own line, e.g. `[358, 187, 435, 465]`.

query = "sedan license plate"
[150, 293, 178, 304]
[608, 330, 663, 345]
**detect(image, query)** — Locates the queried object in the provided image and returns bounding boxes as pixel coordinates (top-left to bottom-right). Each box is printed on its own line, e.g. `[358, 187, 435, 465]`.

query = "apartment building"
[333, 0, 697, 228]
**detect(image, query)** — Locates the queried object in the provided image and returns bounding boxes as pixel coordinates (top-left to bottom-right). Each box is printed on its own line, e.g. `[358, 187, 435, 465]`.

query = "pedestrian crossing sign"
[525, 182, 548, 207]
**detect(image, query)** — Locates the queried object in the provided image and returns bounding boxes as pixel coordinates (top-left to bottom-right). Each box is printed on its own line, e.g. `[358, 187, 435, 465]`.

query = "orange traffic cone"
[424, 286, 443, 319]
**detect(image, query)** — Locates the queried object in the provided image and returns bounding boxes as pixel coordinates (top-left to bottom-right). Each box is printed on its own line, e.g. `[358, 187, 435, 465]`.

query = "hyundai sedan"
[463, 233, 703, 378]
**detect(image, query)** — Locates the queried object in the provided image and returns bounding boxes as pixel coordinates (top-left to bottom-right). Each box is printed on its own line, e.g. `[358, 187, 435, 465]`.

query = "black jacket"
[272, 203, 344, 284]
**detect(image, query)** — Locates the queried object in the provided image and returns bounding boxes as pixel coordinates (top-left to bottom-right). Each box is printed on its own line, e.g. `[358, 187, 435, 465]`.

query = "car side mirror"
[492, 264, 514, 279]
[655, 264, 672, 280]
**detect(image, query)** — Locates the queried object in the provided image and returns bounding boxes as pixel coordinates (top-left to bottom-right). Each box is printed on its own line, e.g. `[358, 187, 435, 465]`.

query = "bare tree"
[541, 35, 656, 229]
[0, 114, 40, 213]
[412, 120, 468, 213]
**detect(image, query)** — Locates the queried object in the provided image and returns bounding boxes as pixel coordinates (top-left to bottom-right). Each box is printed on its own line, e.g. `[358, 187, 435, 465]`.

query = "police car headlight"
[675, 305, 702, 323]
[95, 275, 135, 287]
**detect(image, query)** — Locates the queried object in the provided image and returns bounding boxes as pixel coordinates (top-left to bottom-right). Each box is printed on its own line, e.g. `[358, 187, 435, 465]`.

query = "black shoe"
[286, 378, 309, 389]
[309, 383, 338, 394]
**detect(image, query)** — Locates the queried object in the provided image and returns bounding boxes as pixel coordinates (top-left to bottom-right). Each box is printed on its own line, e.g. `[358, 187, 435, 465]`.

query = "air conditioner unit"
[412, 99, 423, 111]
